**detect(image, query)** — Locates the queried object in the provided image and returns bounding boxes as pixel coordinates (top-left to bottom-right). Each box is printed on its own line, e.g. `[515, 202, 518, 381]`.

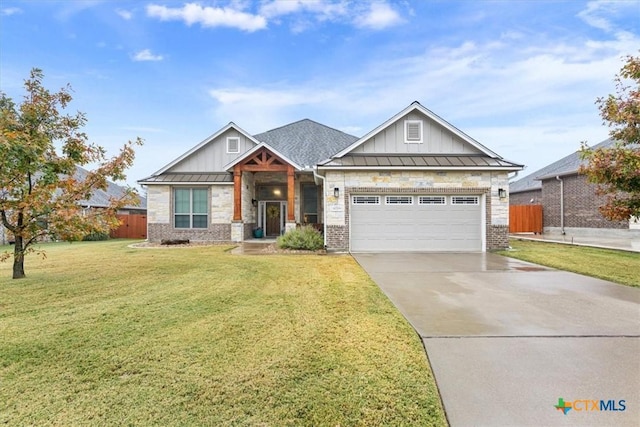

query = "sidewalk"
[511, 232, 640, 253]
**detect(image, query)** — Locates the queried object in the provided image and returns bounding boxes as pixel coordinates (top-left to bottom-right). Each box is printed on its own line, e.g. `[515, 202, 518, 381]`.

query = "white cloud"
[116, 9, 133, 20]
[146, 3, 267, 32]
[354, 1, 404, 30]
[1, 7, 22, 16]
[578, 0, 639, 34]
[260, 0, 348, 20]
[132, 49, 164, 62]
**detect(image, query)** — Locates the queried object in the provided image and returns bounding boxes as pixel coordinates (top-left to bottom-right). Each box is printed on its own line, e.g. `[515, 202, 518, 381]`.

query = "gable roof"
[74, 166, 146, 210]
[149, 122, 260, 177]
[510, 139, 615, 193]
[333, 101, 500, 159]
[253, 119, 358, 167]
[222, 142, 304, 171]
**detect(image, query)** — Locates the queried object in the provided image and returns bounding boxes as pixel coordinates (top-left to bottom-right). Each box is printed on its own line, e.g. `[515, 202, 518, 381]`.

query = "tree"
[580, 54, 640, 222]
[0, 68, 142, 279]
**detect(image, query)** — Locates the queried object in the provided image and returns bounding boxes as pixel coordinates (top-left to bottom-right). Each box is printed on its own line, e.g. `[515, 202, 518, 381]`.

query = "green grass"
[0, 240, 445, 426]
[498, 239, 640, 287]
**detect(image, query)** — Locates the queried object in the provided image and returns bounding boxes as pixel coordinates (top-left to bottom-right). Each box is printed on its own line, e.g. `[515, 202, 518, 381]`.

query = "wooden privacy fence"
[110, 214, 147, 239]
[509, 205, 543, 234]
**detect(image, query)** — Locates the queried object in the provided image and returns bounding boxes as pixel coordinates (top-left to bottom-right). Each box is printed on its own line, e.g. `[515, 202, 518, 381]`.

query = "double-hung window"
[174, 188, 208, 228]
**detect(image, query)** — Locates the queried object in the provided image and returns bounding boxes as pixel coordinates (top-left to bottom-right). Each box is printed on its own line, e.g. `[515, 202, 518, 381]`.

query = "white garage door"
[350, 194, 482, 252]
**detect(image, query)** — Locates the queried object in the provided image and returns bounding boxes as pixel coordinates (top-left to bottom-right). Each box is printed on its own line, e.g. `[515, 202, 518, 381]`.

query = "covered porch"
[229, 145, 323, 241]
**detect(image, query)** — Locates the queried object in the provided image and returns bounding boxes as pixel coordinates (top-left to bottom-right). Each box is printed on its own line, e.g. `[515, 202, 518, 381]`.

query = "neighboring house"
[0, 167, 146, 244]
[139, 102, 523, 252]
[509, 139, 639, 234]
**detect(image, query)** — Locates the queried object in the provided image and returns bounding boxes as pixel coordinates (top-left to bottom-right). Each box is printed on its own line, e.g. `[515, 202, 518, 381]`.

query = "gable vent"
[405, 120, 423, 143]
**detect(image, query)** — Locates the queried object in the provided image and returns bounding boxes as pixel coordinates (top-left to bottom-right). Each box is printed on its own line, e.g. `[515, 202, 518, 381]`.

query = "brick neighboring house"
[0, 166, 146, 244]
[509, 139, 640, 235]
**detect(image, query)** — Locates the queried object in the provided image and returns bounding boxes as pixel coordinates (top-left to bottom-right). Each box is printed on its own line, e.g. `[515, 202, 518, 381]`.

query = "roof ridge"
[254, 118, 359, 139]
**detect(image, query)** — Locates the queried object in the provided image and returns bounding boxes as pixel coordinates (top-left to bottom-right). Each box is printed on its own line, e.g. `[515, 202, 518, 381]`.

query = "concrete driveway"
[353, 252, 640, 427]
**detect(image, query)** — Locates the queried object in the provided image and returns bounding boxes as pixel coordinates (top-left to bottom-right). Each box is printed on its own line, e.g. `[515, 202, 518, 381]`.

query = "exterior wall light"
[251, 198, 258, 207]
[334, 187, 340, 198]
[498, 188, 507, 198]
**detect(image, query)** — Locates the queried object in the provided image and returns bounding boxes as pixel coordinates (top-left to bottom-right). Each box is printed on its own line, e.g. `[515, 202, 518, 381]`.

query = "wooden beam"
[287, 165, 295, 221]
[240, 164, 289, 172]
[233, 166, 242, 221]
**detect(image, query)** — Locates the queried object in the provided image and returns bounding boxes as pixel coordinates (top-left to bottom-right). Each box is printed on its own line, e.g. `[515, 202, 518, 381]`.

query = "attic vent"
[227, 137, 240, 153]
[405, 120, 423, 143]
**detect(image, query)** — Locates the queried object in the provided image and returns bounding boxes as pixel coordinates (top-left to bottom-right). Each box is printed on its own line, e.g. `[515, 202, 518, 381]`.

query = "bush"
[82, 232, 110, 241]
[277, 226, 324, 251]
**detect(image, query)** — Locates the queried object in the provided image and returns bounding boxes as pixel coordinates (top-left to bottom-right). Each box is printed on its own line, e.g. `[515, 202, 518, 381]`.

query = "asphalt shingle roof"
[253, 119, 359, 167]
[509, 139, 615, 193]
[74, 166, 147, 209]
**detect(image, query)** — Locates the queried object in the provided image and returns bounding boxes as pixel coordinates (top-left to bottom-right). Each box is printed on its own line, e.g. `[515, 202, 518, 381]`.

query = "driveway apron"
[353, 252, 640, 427]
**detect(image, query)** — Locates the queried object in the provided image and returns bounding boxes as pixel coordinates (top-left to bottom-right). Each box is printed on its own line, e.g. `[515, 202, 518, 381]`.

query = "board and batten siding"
[167, 128, 257, 173]
[351, 112, 484, 155]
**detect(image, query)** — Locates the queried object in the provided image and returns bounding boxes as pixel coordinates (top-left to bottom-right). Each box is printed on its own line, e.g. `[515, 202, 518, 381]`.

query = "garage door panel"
[350, 194, 481, 252]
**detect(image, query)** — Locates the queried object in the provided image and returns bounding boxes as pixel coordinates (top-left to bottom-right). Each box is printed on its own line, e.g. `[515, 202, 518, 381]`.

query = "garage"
[350, 194, 483, 252]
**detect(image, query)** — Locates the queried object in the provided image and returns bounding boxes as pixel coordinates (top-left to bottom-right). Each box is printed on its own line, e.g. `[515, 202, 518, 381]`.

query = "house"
[0, 167, 147, 244]
[139, 102, 523, 252]
[509, 139, 640, 235]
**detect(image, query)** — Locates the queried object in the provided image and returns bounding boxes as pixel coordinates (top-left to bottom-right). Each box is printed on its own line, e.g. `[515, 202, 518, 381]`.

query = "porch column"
[287, 165, 295, 221]
[233, 166, 242, 221]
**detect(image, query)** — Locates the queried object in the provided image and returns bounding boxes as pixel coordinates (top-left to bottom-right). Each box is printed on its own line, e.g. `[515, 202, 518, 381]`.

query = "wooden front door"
[259, 201, 287, 236]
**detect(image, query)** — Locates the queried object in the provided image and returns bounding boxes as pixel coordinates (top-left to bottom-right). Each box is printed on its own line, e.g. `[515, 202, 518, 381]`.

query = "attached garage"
[350, 194, 483, 252]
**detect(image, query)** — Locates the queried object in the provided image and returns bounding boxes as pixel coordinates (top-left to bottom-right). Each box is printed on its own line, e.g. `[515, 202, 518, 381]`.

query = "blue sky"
[1, 0, 638, 188]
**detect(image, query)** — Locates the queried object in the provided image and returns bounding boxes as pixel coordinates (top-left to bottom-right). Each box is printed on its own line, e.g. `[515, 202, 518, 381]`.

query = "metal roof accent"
[319, 154, 522, 170]
[138, 172, 233, 184]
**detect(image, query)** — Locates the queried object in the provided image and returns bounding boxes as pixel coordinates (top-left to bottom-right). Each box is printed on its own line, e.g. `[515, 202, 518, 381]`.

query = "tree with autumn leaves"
[580, 54, 640, 222]
[1, 69, 142, 279]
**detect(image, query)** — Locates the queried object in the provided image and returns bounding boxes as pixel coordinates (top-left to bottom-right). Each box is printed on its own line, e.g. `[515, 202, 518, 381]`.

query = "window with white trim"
[227, 137, 240, 153]
[451, 196, 479, 205]
[352, 195, 380, 205]
[419, 196, 446, 205]
[404, 120, 423, 143]
[386, 195, 413, 205]
[174, 188, 208, 228]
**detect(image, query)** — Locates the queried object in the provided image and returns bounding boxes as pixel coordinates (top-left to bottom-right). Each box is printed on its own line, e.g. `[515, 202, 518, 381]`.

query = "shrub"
[277, 226, 324, 251]
[82, 232, 110, 241]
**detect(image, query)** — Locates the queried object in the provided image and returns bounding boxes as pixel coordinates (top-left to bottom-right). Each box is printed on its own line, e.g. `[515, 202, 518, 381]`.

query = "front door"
[258, 201, 287, 236]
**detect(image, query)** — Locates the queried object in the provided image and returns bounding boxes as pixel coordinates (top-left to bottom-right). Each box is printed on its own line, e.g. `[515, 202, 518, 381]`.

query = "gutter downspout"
[556, 176, 565, 235]
[313, 167, 328, 248]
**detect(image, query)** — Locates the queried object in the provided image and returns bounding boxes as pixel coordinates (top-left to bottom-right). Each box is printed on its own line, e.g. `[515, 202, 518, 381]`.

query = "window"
[302, 184, 318, 223]
[174, 188, 208, 228]
[404, 120, 423, 143]
[227, 137, 240, 153]
[419, 196, 446, 205]
[451, 196, 479, 205]
[352, 195, 380, 205]
[386, 195, 413, 205]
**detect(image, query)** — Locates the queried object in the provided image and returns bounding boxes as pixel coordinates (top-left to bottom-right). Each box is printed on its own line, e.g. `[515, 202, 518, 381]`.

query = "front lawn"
[498, 239, 640, 287]
[0, 240, 445, 426]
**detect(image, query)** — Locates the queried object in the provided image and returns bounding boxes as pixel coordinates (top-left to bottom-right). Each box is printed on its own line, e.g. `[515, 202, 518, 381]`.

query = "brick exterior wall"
[542, 174, 627, 230]
[509, 189, 542, 205]
[488, 225, 509, 249]
[148, 223, 231, 242]
[326, 225, 347, 250]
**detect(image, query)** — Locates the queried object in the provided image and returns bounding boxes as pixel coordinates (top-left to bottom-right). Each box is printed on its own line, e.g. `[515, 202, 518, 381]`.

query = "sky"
[1, 0, 639, 189]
